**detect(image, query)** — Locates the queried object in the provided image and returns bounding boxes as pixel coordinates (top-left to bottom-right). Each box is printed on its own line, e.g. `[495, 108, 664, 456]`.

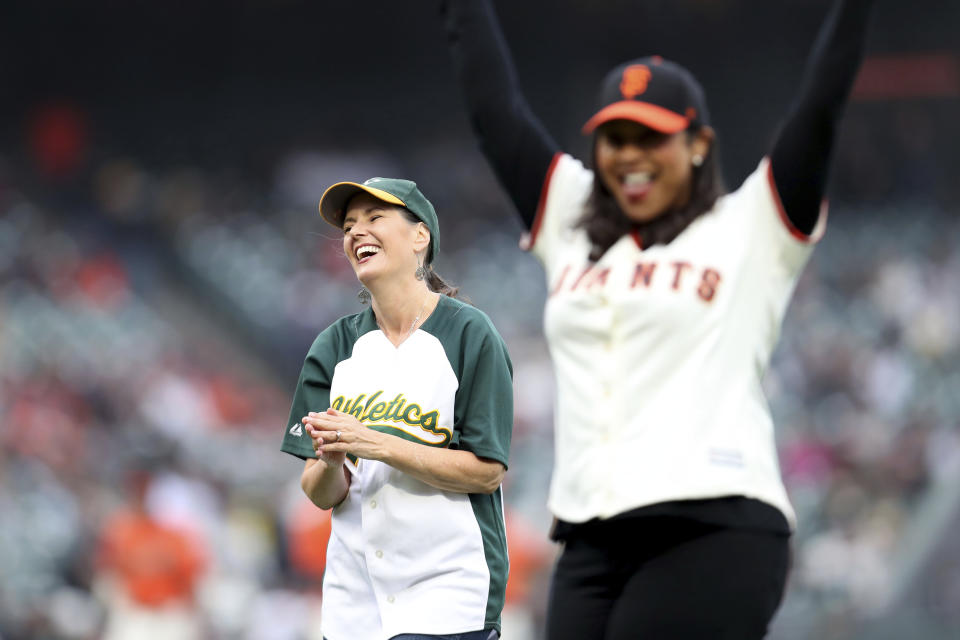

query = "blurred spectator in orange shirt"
[286, 496, 332, 583]
[502, 509, 554, 640]
[94, 470, 207, 640]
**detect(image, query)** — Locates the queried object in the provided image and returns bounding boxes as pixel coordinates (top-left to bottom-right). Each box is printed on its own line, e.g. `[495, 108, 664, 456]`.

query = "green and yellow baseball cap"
[319, 177, 440, 263]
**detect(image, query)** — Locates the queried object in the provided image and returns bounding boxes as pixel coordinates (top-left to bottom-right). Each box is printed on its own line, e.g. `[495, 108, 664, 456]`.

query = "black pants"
[545, 517, 790, 640]
[389, 632, 497, 640]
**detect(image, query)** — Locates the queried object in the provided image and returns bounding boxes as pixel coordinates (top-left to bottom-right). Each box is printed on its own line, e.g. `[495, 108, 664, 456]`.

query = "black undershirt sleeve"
[769, 0, 875, 235]
[441, 0, 561, 230]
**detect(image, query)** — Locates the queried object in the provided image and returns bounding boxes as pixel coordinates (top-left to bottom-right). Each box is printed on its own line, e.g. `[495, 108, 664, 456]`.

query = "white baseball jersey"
[527, 153, 825, 529]
[280, 296, 513, 640]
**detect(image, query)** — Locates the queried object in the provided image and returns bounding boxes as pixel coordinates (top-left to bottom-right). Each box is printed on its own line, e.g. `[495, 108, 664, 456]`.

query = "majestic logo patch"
[620, 64, 652, 99]
[289, 423, 303, 437]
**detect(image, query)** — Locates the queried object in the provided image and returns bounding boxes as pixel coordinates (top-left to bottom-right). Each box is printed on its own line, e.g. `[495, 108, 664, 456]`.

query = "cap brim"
[318, 182, 406, 228]
[582, 101, 689, 134]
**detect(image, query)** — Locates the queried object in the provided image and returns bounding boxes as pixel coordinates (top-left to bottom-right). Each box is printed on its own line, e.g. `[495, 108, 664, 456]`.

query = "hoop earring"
[358, 287, 371, 304]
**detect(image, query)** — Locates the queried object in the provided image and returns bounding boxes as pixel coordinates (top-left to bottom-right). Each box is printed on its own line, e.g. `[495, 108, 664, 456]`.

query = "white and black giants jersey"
[527, 153, 825, 529]
[281, 296, 514, 640]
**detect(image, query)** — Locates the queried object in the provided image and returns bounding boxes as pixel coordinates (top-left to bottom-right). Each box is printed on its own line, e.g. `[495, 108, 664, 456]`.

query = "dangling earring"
[692, 154, 704, 167]
[414, 257, 427, 281]
[358, 287, 371, 304]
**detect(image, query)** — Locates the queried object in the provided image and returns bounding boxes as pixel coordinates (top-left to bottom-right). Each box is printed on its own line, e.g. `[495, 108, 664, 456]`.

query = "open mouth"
[621, 171, 653, 199]
[355, 245, 381, 263]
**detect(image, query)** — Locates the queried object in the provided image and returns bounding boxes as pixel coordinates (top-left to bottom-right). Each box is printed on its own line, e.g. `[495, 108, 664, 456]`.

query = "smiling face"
[341, 193, 429, 287]
[594, 119, 713, 224]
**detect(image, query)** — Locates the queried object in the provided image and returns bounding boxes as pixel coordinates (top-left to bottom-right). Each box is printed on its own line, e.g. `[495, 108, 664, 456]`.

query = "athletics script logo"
[331, 391, 450, 446]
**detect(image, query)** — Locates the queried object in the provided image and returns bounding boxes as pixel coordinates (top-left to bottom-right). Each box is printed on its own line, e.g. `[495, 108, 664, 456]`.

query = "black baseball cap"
[319, 177, 440, 263]
[582, 56, 710, 134]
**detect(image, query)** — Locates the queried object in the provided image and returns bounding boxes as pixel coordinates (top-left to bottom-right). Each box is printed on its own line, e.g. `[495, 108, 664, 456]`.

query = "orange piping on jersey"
[524, 152, 564, 251]
[766, 159, 827, 244]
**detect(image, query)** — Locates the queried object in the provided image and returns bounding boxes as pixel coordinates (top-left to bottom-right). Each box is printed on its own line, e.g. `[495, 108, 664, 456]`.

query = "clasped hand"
[303, 408, 384, 463]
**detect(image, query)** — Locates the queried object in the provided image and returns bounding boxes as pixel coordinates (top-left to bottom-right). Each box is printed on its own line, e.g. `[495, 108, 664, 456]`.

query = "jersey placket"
[357, 467, 400, 619]
[600, 280, 626, 511]
[593, 287, 620, 466]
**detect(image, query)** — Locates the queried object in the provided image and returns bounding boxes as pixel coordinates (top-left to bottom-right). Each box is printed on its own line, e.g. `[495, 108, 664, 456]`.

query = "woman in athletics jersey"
[440, 0, 875, 637]
[280, 178, 510, 640]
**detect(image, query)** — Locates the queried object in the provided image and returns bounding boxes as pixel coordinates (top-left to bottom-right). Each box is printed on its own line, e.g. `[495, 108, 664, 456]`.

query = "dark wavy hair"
[578, 128, 727, 262]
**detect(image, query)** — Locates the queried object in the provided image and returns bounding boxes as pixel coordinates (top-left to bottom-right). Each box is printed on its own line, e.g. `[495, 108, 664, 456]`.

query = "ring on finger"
[335, 430, 342, 442]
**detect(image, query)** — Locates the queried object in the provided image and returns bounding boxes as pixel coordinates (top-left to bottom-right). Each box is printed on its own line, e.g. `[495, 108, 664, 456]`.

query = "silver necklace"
[379, 294, 429, 344]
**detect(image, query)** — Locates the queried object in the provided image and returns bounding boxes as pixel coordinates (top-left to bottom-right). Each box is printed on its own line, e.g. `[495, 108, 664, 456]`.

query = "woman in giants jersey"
[440, 0, 875, 637]
[279, 178, 511, 640]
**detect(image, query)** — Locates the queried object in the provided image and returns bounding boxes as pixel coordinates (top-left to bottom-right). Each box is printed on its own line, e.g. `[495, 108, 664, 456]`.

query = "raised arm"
[441, 0, 560, 229]
[770, 0, 876, 235]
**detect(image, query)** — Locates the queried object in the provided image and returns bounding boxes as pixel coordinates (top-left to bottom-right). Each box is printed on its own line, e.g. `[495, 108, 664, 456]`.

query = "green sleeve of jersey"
[280, 326, 341, 461]
[452, 317, 514, 469]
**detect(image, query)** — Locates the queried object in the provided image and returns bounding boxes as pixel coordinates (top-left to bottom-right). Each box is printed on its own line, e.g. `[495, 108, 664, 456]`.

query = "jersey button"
[387, 595, 396, 604]
[370, 500, 378, 509]
[375, 550, 383, 558]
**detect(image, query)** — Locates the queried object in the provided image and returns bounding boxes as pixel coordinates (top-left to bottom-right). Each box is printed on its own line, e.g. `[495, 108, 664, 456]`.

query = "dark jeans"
[546, 516, 790, 640]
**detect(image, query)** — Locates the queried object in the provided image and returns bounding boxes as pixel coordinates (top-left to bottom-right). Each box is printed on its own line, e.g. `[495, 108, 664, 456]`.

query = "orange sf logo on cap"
[620, 65, 652, 99]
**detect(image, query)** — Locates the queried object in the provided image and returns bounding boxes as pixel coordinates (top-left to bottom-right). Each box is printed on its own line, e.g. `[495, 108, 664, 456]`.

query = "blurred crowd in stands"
[2, 96, 960, 639]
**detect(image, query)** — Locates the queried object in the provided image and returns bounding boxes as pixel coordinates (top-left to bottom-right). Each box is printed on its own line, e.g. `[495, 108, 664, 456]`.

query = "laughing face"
[594, 119, 712, 224]
[341, 193, 428, 286]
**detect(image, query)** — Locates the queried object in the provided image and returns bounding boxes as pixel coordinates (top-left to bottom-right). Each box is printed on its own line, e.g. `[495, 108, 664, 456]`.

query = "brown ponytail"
[425, 265, 463, 300]
[399, 207, 466, 301]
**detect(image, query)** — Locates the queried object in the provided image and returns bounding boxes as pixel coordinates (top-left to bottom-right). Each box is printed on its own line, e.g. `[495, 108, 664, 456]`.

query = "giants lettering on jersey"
[549, 260, 722, 302]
